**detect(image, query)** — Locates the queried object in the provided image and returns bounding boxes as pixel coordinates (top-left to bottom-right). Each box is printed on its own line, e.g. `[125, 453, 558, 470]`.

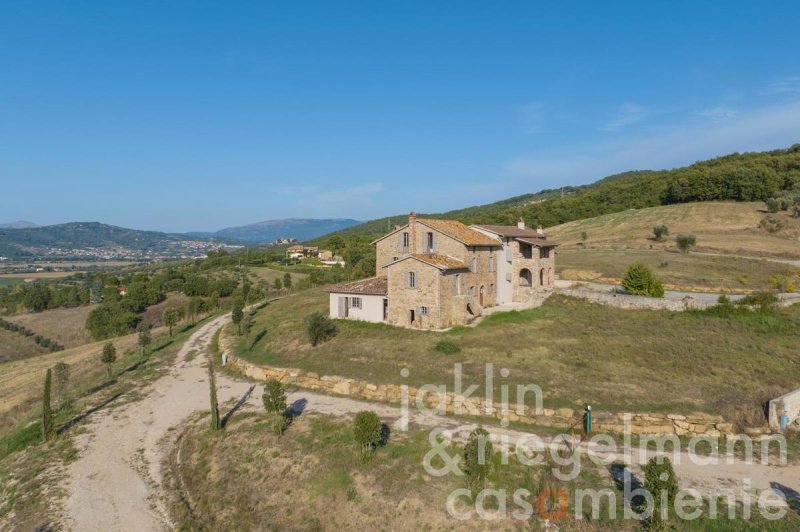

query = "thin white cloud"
[770, 76, 800, 96]
[599, 102, 649, 132]
[695, 105, 739, 121]
[506, 99, 800, 183]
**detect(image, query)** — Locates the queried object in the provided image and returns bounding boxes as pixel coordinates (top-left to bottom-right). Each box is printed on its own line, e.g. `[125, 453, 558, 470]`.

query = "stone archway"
[519, 268, 532, 287]
[539, 268, 545, 286]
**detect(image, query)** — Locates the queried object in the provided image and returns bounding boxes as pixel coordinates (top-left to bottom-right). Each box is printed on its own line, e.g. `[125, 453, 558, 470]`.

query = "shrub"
[434, 340, 461, 355]
[643, 456, 678, 526]
[306, 312, 337, 346]
[353, 410, 382, 461]
[652, 225, 669, 241]
[766, 197, 781, 213]
[760, 215, 785, 233]
[42, 368, 53, 442]
[675, 234, 697, 253]
[263, 379, 287, 435]
[622, 263, 664, 298]
[100, 342, 117, 379]
[737, 292, 779, 312]
[463, 428, 493, 496]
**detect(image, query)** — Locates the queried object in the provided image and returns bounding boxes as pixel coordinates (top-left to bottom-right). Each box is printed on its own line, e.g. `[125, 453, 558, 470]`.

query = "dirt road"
[62, 313, 800, 530]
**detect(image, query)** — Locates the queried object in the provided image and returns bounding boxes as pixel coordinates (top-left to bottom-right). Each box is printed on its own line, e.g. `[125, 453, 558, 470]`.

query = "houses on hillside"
[324, 212, 557, 329]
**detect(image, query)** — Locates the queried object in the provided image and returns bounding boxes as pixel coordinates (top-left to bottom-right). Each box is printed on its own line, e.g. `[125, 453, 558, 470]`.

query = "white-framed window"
[351, 297, 362, 309]
[420, 306, 429, 316]
[406, 271, 417, 288]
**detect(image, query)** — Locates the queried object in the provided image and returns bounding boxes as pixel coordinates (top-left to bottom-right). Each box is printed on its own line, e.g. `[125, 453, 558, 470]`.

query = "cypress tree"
[42, 368, 54, 442]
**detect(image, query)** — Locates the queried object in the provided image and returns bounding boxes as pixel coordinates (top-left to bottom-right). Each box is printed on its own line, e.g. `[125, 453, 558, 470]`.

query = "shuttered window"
[405, 271, 417, 289]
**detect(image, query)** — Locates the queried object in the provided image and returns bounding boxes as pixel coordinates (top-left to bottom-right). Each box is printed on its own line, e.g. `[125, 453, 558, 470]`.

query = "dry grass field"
[0, 329, 50, 364]
[0, 271, 81, 280]
[246, 266, 306, 287]
[234, 289, 800, 420]
[547, 201, 800, 258]
[6, 305, 97, 348]
[556, 248, 798, 292]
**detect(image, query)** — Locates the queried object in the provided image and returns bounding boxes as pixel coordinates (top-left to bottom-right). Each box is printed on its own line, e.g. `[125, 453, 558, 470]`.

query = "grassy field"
[246, 265, 306, 286]
[0, 329, 50, 364]
[557, 248, 798, 292]
[0, 271, 82, 280]
[6, 305, 97, 348]
[170, 410, 800, 530]
[547, 202, 800, 259]
[234, 289, 800, 421]
[0, 278, 22, 287]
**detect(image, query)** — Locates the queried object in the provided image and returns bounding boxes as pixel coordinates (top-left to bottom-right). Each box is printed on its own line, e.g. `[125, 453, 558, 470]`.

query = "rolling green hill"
[311, 146, 800, 243]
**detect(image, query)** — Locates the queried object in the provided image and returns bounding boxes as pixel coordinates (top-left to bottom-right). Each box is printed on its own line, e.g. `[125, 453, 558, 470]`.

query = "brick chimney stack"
[408, 212, 417, 253]
[517, 217, 525, 230]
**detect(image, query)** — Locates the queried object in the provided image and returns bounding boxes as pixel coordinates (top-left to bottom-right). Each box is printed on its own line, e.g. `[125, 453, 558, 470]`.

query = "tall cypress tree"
[208, 360, 220, 430]
[42, 368, 54, 442]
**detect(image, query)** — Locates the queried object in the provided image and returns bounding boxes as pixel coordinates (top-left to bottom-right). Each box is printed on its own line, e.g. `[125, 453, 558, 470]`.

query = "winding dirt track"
[62, 313, 800, 530]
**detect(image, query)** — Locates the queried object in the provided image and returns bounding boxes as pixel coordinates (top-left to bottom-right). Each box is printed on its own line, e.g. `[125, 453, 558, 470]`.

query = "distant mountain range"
[0, 221, 39, 229]
[0, 222, 239, 261]
[186, 218, 360, 244]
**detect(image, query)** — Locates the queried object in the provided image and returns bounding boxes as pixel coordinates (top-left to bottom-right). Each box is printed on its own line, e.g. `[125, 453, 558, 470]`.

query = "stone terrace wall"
[222, 331, 734, 438]
[561, 287, 713, 311]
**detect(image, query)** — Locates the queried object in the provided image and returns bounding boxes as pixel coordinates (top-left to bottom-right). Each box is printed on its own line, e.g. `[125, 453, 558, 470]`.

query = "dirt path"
[61, 314, 800, 530]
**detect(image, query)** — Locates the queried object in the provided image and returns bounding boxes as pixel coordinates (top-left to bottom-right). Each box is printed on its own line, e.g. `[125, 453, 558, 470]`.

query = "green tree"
[262, 379, 287, 435]
[766, 197, 781, 213]
[162, 308, 179, 336]
[53, 361, 70, 411]
[231, 301, 244, 335]
[353, 410, 382, 460]
[283, 273, 293, 290]
[24, 283, 52, 312]
[327, 235, 346, 255]
[652, 225, 669, 241]
[137, 322, 151, 357]
[622, 263, 665, 298]
[643, 456, 678, 526]
[100, 342, 117, 379]
[463, 428, 493, 496]
[675, 234, 697, 253]
[272, 277, 283, 291]
[306, 311, 338, 346]
[208, 360, 221, 431]
[42, 368, 54, 442]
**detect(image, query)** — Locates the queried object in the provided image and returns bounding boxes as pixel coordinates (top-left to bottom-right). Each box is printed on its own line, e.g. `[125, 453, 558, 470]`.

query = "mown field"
[547, 202, 800, 258]
[0, 329, 50, 364]
[556, 248, 798, 292]
[234, 289, 800, 420]
[6, 305, 97, 348]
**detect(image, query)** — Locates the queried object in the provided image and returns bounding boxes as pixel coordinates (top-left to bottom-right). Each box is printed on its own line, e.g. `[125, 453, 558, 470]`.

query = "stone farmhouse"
[324, 212, 557, 329]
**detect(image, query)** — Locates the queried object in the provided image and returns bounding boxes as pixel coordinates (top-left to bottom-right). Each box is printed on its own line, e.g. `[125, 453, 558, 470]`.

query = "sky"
[1, 1, 800, 232]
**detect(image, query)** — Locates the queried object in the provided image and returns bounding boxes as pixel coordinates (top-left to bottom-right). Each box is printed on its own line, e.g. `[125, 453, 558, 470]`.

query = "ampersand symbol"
[423, 427, 463, 477]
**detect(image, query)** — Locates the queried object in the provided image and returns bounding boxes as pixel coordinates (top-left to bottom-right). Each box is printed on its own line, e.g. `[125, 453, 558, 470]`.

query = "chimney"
[408, 212, 417, 253]
[517, 217, 526, 230]
[536, 225, 544, 236]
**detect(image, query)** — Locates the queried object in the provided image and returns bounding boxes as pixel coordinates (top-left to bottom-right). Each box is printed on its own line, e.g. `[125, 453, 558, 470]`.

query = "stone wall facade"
[509, 239, 555, 302]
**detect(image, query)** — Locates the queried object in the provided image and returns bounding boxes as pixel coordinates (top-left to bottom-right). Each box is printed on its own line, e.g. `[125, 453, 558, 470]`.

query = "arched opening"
[547, 267, 553, 286]
[539, 268, 545, 286]
[479, 285, 485, 306]
[466, 303, 476, 316]
[519, 268, 532, 287]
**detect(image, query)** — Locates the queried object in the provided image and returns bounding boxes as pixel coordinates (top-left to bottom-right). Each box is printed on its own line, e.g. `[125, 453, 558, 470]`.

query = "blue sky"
[1, 1, 799, 232]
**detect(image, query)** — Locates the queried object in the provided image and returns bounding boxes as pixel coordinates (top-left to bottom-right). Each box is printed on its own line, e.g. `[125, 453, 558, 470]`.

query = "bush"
[675, 234, 697, 253]
[760, 215, 785, 233]
[353, 410, 382, 460]
[766, 197, 781, 213]
[652, 225, 669, 241]
[737, 292, 779, 312]
[463, 428, 493, 496]
[434, 340, 461, 355]
[622, 263, 664, 298]
[263, 379, 287, 435]
[643, 456, 678, 526]
[306, 312, 338, 346]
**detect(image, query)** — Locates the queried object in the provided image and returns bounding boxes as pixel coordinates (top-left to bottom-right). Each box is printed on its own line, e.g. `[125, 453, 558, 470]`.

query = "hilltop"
[188, 218, 360, 244]
[312, 146, 800, 242]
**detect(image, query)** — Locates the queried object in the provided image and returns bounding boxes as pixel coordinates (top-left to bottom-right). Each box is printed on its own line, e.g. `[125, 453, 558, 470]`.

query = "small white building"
[324, 276, 388, 323]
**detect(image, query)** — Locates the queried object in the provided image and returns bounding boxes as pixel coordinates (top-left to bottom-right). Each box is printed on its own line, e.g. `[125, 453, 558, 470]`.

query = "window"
[469, 257, 477, 273]
[541, 248, 551, 259]
[453, 273, 462, 295]
[506, 248, 513, 263]
[351, 297, 362, 309]
[427, 232, 434, 253]
[406, 271, 417, 288]
[402, 232, 410, 252]
[392, 256, 399, 262]
[420, 306, 429, 316]
[488, 251, 496, 272]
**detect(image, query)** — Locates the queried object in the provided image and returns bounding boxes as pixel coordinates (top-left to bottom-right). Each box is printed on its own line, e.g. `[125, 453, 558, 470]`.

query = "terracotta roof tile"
[383, 253, 469, 271]
[472, 224, 549, 239]
[516, 237, 559, 247]
[323, 276, 388, 296]
[417, 219, 500, 246]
